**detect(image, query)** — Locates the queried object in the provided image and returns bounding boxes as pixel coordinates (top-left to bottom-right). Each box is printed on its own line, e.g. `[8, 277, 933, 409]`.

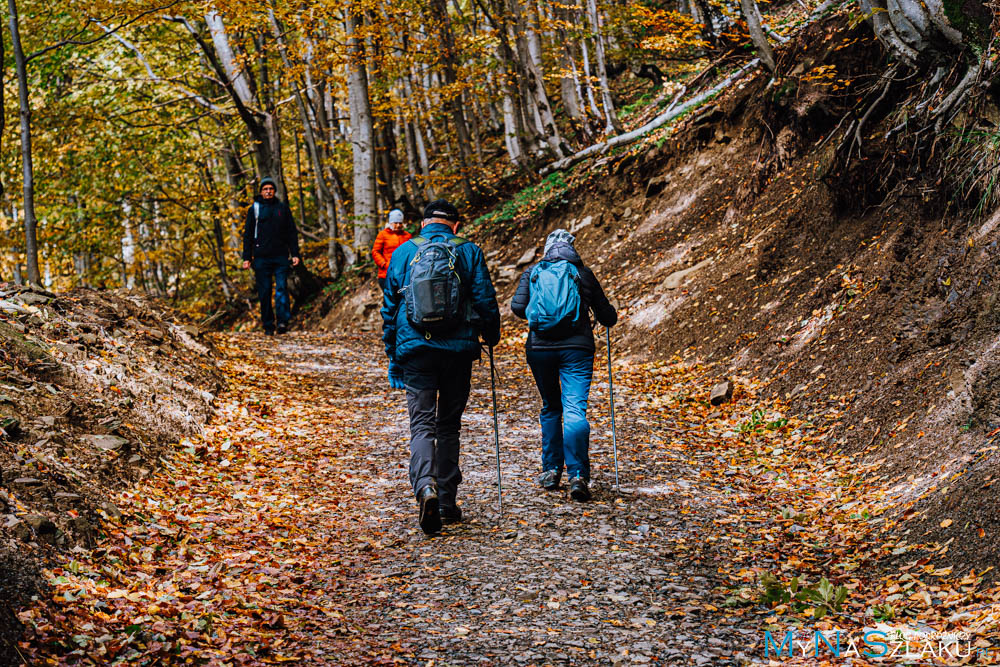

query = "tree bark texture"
[8, 0, 40, 284]
[740, 0, 776, 73]
[345, 6, 377, 256]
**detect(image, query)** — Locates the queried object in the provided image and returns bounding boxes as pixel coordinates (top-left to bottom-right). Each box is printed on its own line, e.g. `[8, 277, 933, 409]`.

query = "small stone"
[12, 477, 42, 487]
[82, 434, 129, 451]
[79, 333, 99, 345]
[14, 291, 50, 306]
[39, 416, 57, 427]
[569, 216, 593, 234]
[515, 247, 537, 267]
[99, 502, 123, 520]
[710, 381, 734, 406]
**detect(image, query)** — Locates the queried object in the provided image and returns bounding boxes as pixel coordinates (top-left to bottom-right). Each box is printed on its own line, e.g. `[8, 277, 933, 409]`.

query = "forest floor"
[15, 331, 1000, 665]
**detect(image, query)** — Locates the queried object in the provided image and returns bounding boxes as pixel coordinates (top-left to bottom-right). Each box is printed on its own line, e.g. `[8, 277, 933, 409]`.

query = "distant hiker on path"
[372, 208, 411, 290]
[381, 199, 501, 534]
[511, 229, 617, 502]
[242, 177, 300, 335]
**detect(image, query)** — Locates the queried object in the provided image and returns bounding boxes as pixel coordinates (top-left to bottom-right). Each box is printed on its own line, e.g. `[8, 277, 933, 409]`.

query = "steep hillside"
[318, 16, 1000, 578]
[0, 287, 220, 663]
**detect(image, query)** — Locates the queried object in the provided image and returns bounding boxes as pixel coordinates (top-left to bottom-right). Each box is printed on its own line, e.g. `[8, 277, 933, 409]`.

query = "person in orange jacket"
[372, 209, 411, 290]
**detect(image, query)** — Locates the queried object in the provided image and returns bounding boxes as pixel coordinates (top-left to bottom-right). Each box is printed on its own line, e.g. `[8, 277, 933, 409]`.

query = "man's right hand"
[242, 260, 251, 270]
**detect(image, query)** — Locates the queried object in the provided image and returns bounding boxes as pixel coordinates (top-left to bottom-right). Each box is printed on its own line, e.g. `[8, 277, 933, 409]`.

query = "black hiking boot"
[538, 470, 561, 491]
[418, 484, 441, 534]
[277, 325, 288, 335]
[263, 329, 275, 336]
[441, 505, 463, 525]
[569, 476, 591, 502]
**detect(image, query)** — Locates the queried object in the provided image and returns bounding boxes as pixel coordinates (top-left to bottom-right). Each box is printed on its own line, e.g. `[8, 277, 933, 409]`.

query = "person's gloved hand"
[483, 330, 501, 348]
[388, 361, 405, 390]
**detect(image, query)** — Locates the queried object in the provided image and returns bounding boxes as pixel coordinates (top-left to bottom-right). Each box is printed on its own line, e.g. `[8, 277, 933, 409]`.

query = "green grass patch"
[469, 171, 570, 236]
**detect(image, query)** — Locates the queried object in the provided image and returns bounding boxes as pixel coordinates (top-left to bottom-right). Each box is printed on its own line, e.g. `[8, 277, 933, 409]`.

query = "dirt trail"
[20, 331, 1000, 665]
[18, 332, 756, 664]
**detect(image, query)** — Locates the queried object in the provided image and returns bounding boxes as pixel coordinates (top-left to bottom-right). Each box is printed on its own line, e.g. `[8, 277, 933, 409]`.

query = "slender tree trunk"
[121, 200, 136, 289]
[293, 131, 307, 231]
[740, 0, 777, 73]
[585, 0, 622, 134]
[428, 0, 476, 203]
[579, 34, 603, 119]
[462, 90, 486, 167]
[402, 69, 434, 197]
[515, 0, 567, 158]
[0, 24, 5, 200]
[345, 6, 377, 257]
[398, 101, 424, 204]
[188, 10, 286, 195]
[8, 0, 39, 284]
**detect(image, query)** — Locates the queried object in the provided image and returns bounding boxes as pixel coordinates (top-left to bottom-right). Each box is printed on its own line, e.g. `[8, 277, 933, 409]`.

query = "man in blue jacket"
[382, 199, 501, 534]
[242, 177, 300, 335]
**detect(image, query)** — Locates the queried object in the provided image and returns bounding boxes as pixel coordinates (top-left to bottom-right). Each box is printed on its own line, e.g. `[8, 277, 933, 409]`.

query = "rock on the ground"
[82, 434, 129, 451]
[710, 381, 734, 405]
[516, 247, 537, 267]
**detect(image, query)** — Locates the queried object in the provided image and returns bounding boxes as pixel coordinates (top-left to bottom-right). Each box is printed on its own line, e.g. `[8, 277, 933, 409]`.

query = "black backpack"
[402, 235, 470, 336]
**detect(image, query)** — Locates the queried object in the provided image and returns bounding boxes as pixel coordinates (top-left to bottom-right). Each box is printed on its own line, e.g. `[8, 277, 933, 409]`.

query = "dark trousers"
[402, 352, 473, 508]
[254, 257, 291, 332]
[526, 348, 594, 481]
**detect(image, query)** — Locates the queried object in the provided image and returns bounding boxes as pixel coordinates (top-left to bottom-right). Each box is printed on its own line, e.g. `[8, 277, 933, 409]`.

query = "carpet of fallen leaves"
[14, 331, 1000, 665]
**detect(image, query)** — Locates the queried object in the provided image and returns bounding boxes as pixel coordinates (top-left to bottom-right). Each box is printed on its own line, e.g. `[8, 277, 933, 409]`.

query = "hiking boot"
[569, 476, 591, 502]
[277, 325, 288, 335]
[264, 329, 275, 336]
[441, 505, 463, 525]
[538, 470, 561, 491]
[418, 484, 441, 534]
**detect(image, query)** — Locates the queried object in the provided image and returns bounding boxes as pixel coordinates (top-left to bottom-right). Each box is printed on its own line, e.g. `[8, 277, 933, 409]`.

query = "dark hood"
[542, 242, 582, 265]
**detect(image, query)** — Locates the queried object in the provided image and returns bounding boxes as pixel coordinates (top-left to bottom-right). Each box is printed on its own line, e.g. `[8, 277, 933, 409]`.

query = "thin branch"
[97, 21, 227, 114]
[26, 0, 183, 62]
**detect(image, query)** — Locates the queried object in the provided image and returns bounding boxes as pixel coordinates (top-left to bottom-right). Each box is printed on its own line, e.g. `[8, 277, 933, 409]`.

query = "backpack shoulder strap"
[449, 236, 469, 246]
[253, 202, 260, 239]
[411, 235, 427, 246]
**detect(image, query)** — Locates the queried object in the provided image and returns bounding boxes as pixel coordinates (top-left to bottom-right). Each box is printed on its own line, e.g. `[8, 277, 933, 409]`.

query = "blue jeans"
[253, 257, 291, 331]
[526, 348, 594, 481]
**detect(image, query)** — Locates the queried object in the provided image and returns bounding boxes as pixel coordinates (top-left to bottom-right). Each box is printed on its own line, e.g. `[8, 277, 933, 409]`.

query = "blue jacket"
[382, 223, 501, 363]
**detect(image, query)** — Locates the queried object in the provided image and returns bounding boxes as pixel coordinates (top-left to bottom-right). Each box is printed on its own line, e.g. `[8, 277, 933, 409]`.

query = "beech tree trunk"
[428, 0, 477, 203]
[585, 0, 622, 134]
[8, 0, 40, 284]
[345, 7, 377, 257]
[740, 0, 776, 73]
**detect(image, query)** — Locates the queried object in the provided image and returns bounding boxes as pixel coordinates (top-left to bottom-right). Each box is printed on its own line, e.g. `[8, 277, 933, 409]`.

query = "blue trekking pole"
[606, 328, 620, 492]
[487, 345, 503, 517]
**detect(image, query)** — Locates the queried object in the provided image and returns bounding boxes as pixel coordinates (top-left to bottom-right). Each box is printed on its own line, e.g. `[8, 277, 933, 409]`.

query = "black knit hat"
[259, 177, 277, 192]
[423, 199, 461, 222]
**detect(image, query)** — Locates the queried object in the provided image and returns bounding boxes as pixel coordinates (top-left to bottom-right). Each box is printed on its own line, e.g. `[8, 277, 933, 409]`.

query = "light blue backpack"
[526, 260, 582, 337]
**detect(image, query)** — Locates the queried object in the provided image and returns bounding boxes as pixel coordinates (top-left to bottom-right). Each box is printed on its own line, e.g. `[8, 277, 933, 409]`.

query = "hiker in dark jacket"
[382, 199, 501, 534]
[511, 229, 617, 502]
[242, 177, 300, 335]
